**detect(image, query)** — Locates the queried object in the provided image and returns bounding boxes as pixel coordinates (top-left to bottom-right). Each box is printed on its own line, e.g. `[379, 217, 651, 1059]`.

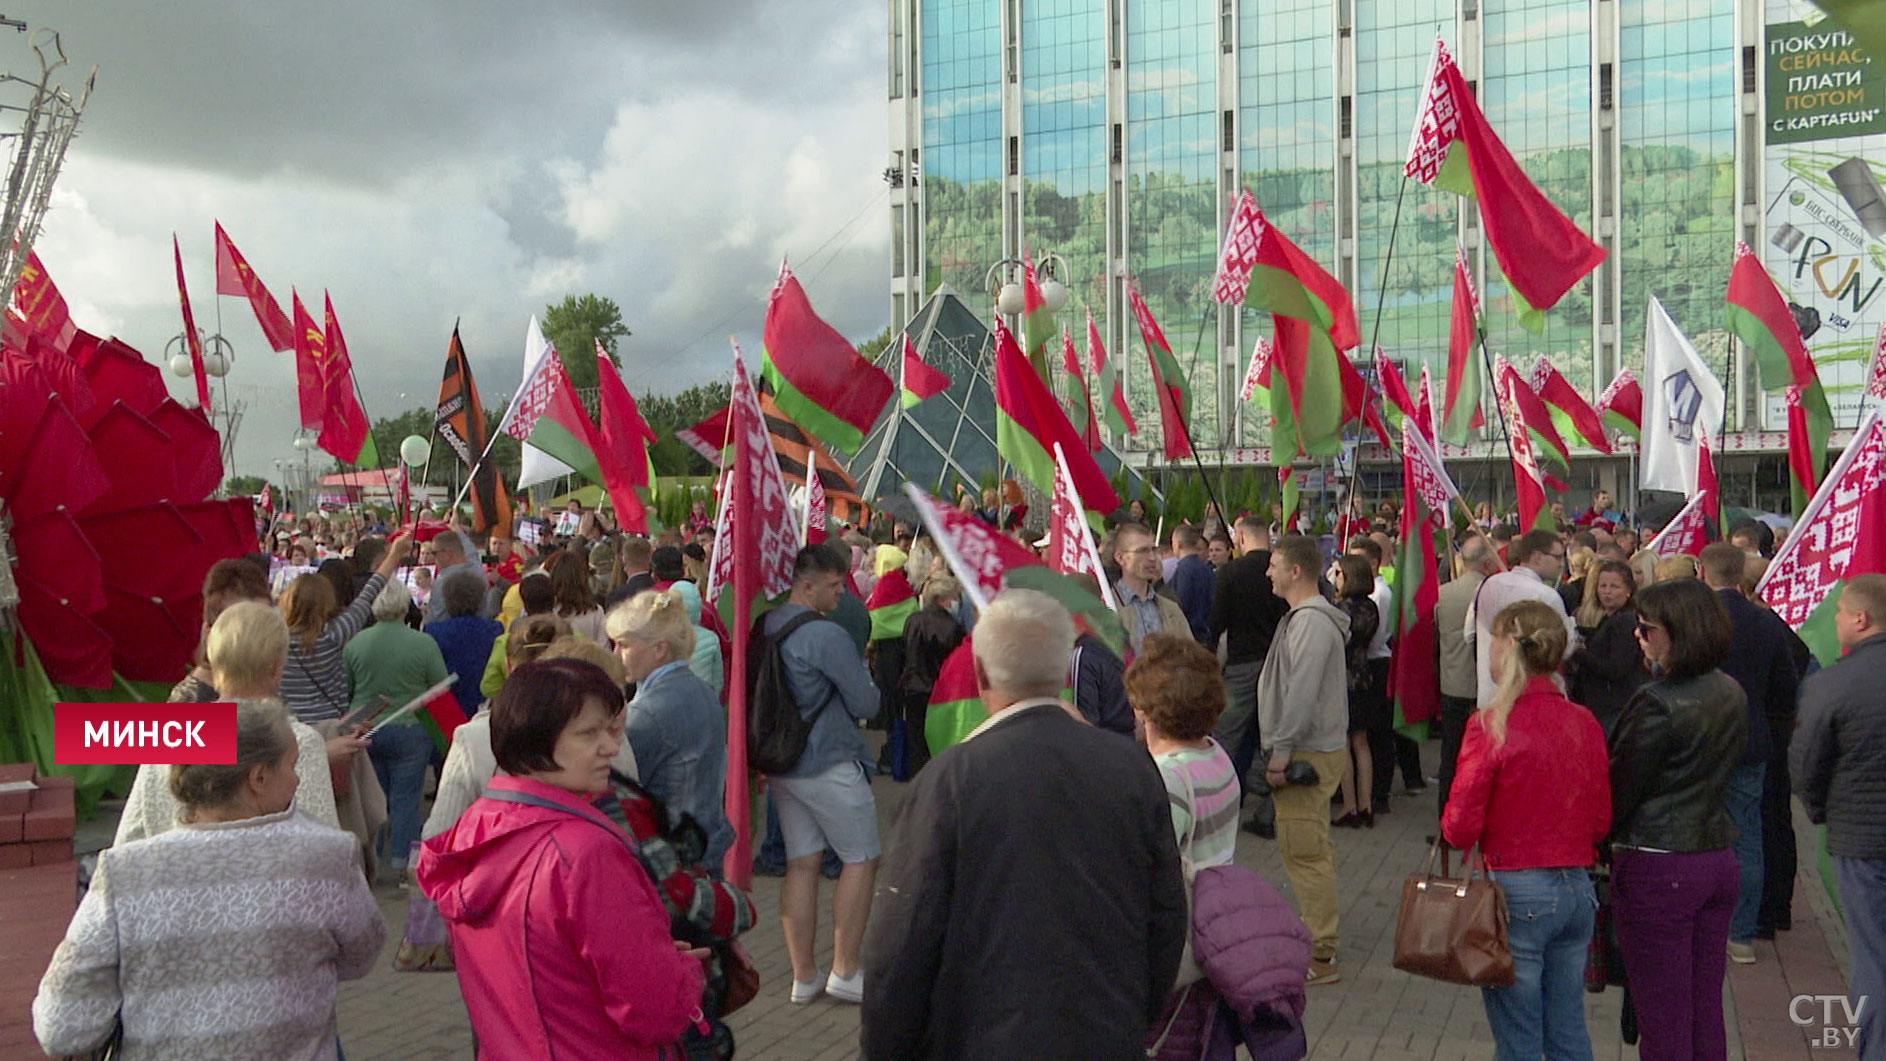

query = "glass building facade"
[887, 0, 1823, 494]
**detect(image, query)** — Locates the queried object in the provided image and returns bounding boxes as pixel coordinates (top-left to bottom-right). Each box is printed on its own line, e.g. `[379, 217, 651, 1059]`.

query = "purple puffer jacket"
[1147, 865, 1312, 1061]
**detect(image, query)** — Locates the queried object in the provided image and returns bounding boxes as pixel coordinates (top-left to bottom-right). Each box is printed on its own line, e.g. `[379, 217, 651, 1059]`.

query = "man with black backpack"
[753, 544, 882, 1006]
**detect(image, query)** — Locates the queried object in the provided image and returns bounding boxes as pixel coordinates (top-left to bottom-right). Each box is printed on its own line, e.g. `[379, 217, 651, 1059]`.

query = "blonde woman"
[607, 590, 736, 868]
[1442, 600, 1611, 1061]
[117, 602, 343, 844]
[1559, 546, 1595, 614]
[1654, 553, 1698, 583]
[1629, 548, 1661, 591]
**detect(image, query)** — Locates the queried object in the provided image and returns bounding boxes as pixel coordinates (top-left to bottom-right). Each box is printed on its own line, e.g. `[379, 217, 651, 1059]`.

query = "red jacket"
[417, 775, 706, 1060]
[1442, 675, 1611, 870]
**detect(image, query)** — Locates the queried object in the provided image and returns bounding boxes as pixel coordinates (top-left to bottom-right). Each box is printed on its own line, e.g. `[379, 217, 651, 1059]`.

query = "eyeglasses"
[1120, 545, 1159, 557]
[1635, 620, 1661, 638]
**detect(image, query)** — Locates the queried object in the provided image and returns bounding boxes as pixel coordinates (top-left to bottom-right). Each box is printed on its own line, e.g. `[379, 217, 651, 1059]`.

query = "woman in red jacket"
[417, 658, 706, 1060]
[1442, 599, 1611, 1061]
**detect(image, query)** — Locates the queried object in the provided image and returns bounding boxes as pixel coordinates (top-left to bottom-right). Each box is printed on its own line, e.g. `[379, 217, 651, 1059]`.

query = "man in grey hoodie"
[1256, 533, 1351, 985]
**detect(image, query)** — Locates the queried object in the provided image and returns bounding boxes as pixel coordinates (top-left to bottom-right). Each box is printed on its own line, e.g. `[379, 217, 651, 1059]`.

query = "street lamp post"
[982, 253, 1070, 375]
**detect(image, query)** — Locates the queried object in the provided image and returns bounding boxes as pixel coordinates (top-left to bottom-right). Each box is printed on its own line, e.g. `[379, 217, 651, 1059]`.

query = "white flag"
[516, 315, 576, 489]
[1640, 297, 1725, 494]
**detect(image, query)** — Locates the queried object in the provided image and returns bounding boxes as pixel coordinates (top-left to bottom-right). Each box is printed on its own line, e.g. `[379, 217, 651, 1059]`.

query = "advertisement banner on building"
[1763, 1, 1886, 428]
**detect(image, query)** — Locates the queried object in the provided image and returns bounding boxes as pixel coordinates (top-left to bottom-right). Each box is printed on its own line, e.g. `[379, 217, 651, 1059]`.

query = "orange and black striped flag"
[436, 325, 514, 536]
[760, 390, 866, 525]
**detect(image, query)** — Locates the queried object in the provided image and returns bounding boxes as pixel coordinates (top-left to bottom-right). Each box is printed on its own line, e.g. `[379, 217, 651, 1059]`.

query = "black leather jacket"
[1608, 670, 1748, 852]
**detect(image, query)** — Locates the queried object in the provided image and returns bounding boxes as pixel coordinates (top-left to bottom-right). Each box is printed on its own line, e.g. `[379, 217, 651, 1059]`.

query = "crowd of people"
[23, 487, 1886, 1061]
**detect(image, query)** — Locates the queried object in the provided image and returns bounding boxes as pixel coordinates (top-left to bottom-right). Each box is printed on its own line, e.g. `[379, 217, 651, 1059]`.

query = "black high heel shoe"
[1332, 811, 1360, 828]
[1359, 808, 1375, 828]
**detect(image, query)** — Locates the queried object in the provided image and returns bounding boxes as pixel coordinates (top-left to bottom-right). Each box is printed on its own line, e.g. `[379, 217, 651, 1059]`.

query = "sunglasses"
[1635, 620, 1662, 638]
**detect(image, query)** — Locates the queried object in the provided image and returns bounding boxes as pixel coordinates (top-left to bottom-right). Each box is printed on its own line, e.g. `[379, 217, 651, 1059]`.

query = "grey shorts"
[771, 760, 881, 863]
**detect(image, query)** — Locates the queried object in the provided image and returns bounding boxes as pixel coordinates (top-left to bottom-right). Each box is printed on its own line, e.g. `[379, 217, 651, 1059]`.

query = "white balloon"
[399, 435, 432, 467]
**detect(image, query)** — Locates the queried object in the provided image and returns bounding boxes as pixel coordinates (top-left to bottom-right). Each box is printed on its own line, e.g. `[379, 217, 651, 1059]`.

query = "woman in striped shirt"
[279, 532, 412, 724]
[1126, 633, 1240, 869]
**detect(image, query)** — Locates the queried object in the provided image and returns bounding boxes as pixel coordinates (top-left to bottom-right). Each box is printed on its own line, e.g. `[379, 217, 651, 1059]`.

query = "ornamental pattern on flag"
[1402, 425, 1458, 515]
[504, 350, 561, 441]
[709, 347, 798, 602]
[1763, 419, 1886, 627]
[906, 486, 1041, 609]
[1597, 367, 1637, 417]
[1212, 190, 1265, 305]
[1404, 38, 1462, 183]
[1240, 335, 1274, 403]
[1871, 323, 1886, 401]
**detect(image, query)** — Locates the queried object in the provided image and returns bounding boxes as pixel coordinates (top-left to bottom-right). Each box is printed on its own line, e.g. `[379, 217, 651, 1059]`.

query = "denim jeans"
[1482, 868, 1598, 1061]
[368, 722, 432, 872]
[1724, 762, 1766, 943]
[1836, 857, 1886, 1061]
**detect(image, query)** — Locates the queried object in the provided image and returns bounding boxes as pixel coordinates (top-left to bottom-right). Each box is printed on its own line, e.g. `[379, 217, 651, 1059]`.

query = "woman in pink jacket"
[417, 658, 707, 1060]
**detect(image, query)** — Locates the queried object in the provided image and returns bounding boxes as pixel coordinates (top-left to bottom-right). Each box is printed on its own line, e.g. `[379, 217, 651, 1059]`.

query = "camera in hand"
[1245, 760, 1320, 796]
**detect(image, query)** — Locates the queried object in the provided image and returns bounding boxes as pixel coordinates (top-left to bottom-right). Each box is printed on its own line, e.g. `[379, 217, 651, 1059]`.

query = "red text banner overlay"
[55, 703, 238, 765]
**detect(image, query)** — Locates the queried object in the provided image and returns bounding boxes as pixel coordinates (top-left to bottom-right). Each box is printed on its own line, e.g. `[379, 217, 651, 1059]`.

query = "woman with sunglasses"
[1607, 578, 1747, 1061]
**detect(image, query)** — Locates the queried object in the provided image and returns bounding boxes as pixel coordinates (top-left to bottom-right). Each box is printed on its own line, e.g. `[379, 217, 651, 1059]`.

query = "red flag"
[213, 223, 295, 352]
[1389, 425, 1445, 729]
[1240, 333, 1274, 405]
[1417, 364, 1438, 444]
[1128, 285, 1193, 460]
[761, 261, 896, 454]
[318, 294, 372, 464]
[1441, 247, 1486, 444]
[714, 343, 799, 886]
[903, 485, 1043, 610]
[290, 292, 326, 431]
[1500, 371, 1551, 532]
[1495, 355, 1572, 467]
[1649, 491, 1712, 558]
[1757, 409, 1886, 654]
[1338, 354, 1394, 450]
[1870, 323, 1886, 402]
[7, 250, 77, 350]
[1595, 367, 1643, 439]
[994, 314, 1122, 516]
[1378, 353, 1416, 425]
[171, 236, 212, 414]
[1211, 189, 1265, 305]
[1530, 355, 1613, 453]
[1406, 38, 1604, 315]
[259, 483, 274, 515]
[677, 404, 733, 466]
[1047, 443, 1118, 608]
[595, 341, 659, 534]
[1061, 328, 1102, 453]
[805, 449, 828, 545]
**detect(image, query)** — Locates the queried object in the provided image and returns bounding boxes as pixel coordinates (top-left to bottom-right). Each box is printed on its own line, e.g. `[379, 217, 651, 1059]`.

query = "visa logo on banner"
[54, 704, 238, 765]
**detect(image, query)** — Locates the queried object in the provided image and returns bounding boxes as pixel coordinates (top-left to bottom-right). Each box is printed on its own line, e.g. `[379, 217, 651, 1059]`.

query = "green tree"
[543, 294, 631, 391]
[225, 474, 271, 496]
[641, 380, 732, 477]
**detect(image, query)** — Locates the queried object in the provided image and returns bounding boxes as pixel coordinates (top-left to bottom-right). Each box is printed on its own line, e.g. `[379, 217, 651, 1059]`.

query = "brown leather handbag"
[1392, 840, 1516, 987]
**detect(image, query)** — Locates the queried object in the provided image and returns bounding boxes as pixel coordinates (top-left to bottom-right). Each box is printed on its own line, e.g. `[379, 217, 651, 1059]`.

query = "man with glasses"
[1464, 529, 1578, 705]
[1111, 522, 1186, 655]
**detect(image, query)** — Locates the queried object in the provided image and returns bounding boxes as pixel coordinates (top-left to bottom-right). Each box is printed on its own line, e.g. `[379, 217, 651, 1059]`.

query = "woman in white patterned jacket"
[33, 700, 386, 1061]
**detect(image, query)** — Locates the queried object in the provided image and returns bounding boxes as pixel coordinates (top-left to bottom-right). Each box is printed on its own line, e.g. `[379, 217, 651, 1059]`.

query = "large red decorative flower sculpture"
[2, 329, 257, 688]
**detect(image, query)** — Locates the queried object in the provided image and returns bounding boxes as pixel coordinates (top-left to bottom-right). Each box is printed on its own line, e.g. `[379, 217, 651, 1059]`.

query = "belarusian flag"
[1338, 352, 1394, 451]
[1061, 328, 1102, 452]
[1650, 426, 1719, 556]
[1595, 367, 1643, 440]
[867, 568, 918, 642]
[1239, 333, 1274, 406]
[1377, 352, 1417, 434]
[595, 340, 660, 533]
[1441, 247, 1486, 445]
[1048, 442, 1119, 609]
[1022, 251, 1056, 377]
[1390, 420, 1455, 737]
[1236, 205, 1356, 459]
[1495, 355, 1572, 471]
[804, 449, 828, 545]
[1089, 309, 1137, 436]
[761, 260, 895, 455]
[1418, 364, 1440, 444]
[1757, 408, 1886, 666]
[1727, 241, 1832, 518]
[925, 638, 986, 754]
[1128, 283, 1194, 460]
[901, 334, 951, 409]
[1500, 370, 1553, 533]
[1531, 356, 1612, 453]
[995, 313, 1122, 516]
[1867, 322, 1886, 403]
[676, 404, 732, 465]
[1406, 37, 1605, 326]
[1279, 464, 1300, 531]
[501, 342, 604, 488]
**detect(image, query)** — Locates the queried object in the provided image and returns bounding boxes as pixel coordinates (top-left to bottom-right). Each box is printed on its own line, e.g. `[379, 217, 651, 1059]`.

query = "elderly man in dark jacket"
[1699, 543, 1799, 963]
[861, 589, 1188, 1061]
[1793, 574, 1886, 1060]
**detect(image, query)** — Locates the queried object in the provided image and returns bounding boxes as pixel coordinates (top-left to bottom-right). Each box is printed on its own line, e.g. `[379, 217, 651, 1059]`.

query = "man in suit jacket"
[861, 589, 1187, 1061]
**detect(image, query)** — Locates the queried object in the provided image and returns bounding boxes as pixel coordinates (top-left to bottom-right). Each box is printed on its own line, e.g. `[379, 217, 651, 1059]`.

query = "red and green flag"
[1500, 370, 1554, 533]
[1442, 247, 1486, 445]
[1245, 210, 1355, 459]
[1391, 421, 1459, 736]
[1595, 367, 1643, 441]
[1757, 408, 1886, 666]
[1377, 352, 1417, 433]
[500, 341, 605, 486]
[1128, 283, 1194, 460]
[1088, 309, 1137, 436]
[867, 569, 919, 642]
[1495, 355, 1572, 472]
[925, 638, 987, 754]
[1727, 242, 1833, 518]
[1530, 356, 1612, 454]
[1278, 464, 1300, 531]
[900, 333, 951, 409]
[995, 313, 1121, 515]
[1022, 251, 1056, 377]
[1406, 38, 1605, 328]
[761, 260, 895, 455]
[1061, 327, 1102, 453]
[1418, 364, 1439, 444]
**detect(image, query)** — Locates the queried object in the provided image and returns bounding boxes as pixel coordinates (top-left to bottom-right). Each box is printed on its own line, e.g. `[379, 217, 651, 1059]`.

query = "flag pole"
[1339, 172, 1412, 532]
[1171, 303, 1232, 531]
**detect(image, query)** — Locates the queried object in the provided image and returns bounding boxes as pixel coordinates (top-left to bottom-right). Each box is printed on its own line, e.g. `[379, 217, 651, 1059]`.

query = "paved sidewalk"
[35, 738, 1830, 1060]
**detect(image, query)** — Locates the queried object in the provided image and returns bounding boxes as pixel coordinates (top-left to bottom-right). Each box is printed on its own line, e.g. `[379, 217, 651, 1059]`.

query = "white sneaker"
[825, 969, 865, 1003]
[1728, 942, 1756, 965]
[790, 973, 824, 1004]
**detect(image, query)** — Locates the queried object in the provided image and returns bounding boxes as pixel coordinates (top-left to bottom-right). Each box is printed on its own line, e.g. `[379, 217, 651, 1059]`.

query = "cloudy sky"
[13, 1, 891, 478]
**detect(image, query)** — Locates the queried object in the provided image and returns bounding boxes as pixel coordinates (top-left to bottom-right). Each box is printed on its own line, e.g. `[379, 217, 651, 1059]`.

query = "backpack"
[745, 609, 829, 775]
